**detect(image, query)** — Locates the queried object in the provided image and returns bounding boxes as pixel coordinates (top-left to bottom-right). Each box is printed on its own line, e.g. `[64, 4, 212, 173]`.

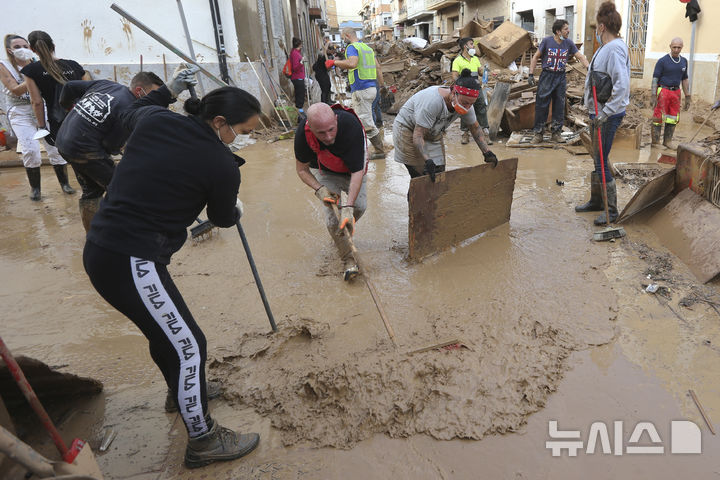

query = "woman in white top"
[1, 34, 75, 201]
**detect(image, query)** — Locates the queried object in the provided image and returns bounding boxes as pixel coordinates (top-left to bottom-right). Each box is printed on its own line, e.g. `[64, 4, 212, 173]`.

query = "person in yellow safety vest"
[452, 37, 491, 146]
[325, 27, 391, 160]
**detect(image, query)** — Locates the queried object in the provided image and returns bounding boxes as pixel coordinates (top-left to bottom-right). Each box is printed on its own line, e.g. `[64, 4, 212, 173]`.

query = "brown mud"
[1, 112, 720, 478]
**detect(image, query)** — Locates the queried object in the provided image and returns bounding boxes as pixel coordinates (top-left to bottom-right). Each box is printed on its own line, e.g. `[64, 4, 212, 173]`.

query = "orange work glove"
[339, 205, 355, 235]
[314, 185, 338, 205]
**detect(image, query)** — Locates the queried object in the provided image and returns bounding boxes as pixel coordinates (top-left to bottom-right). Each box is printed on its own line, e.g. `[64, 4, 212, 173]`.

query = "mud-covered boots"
[25, 167, 41, 201]
[79, 197, 101, 233]
[369, 133, 386, 160]
[651, 124, 662, 145]
[53, 164, 76, 194]
[575, 173, 604, 212]
[663, 123, 676, 149]
[377, 127, 393, 152]
[184, 416, 260, 469]
[593, 179, 619, 225]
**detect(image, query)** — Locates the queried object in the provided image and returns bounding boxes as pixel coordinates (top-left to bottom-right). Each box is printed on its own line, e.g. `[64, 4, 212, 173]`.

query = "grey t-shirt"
[395, 86, 476, 138]
[584, 38, 631, 117]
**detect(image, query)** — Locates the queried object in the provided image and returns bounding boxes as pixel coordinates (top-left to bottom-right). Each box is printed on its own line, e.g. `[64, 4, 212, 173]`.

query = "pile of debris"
[368, 20, 536, 115]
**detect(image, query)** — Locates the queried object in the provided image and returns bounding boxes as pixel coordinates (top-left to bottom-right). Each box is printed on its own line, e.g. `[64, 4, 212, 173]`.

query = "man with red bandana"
[651, 37, 691, 148]
[393, 69, 496, 182]
[295, 102, 367, 281]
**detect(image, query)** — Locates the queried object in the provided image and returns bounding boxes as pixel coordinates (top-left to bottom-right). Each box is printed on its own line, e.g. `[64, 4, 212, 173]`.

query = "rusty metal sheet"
[648, 188, 720, 283]
[408, 158, 518, 260]
[617, 168, 675, 223]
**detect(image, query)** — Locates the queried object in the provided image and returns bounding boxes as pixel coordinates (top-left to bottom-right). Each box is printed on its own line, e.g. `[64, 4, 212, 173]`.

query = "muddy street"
[2, 117, 720, 479]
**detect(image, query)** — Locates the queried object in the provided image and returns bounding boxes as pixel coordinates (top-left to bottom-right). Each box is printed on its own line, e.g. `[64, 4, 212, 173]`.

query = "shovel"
[0, 336, 103, 478]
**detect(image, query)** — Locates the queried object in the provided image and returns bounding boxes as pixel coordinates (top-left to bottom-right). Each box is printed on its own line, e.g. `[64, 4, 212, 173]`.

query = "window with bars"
[627, 0, 649, 78]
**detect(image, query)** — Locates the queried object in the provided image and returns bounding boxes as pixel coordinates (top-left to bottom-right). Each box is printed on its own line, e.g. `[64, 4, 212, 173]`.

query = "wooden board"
[487, 81, 511, 140]
[408, 158, 518, 260]
[648, 188, 720, 283]
[616, 168, 675, 223]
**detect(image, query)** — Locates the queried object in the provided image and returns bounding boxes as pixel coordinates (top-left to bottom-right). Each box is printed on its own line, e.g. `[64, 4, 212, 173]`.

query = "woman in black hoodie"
[83, 74, 263, 469]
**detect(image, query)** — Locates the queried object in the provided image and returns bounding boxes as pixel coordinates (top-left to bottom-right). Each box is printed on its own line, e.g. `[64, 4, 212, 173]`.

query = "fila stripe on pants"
[83, 240, 209, 437]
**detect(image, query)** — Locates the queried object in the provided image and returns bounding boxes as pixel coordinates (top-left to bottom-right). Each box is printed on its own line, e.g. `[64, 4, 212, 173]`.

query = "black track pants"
[83, 240, 210, 437]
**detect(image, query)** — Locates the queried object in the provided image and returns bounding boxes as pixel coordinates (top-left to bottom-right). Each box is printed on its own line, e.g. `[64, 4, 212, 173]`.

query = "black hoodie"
[87, 85, 242, 264]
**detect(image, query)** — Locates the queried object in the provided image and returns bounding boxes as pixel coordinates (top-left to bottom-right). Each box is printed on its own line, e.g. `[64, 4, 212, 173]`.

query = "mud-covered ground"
[2, 115, 720, 479]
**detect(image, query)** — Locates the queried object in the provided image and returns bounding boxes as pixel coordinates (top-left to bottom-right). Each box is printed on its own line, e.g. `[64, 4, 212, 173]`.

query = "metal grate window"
[627, 0, 649, 78]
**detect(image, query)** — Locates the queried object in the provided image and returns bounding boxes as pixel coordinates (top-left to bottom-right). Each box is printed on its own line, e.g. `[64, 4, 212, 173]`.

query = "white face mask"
[217, 124, 241, 146]
[12, 47, 34, 62]
[468, 48, 476, 56]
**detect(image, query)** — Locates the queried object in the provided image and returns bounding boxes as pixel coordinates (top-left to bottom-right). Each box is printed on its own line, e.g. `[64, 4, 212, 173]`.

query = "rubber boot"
[79, 197, 101, 233]
[461, 130, 470, 144]
[165, 380, 222, 413]
[651, 124, 662, 145]
[377, 127, 393, 152]
[575, 173, 604, 212]
[369, 133, 386, 160]
[593, 179, 619, 225]
[53, 164, 76, 194]
[343, 257, 359, 282]
[185, 416, 260, 469]
[663, 123, 676, 149]
[25, 167, 41, 201]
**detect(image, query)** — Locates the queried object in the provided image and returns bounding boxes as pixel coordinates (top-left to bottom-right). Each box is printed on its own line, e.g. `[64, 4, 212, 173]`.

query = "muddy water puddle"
[1, 119, 719, 478]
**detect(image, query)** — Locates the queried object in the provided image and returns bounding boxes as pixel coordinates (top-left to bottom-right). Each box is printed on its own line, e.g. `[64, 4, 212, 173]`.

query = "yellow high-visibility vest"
[348, 42, 377, 85]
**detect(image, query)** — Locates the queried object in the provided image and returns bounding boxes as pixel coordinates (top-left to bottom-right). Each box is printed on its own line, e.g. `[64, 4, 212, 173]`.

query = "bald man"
[295, 103, 367, 281]
[651, 37, 690, 148]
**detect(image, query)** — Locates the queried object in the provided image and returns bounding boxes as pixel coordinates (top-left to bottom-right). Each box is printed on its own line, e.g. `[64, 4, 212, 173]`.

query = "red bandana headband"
[454, 85, 480, 98]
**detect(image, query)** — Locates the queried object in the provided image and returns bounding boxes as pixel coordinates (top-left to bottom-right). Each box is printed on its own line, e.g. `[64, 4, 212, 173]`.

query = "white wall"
[511, 0, 583, 44]
[6, 0, 239, 67]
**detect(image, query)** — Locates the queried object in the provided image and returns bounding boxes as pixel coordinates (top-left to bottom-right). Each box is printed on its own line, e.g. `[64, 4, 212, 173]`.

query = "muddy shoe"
[530, 132, 543, 144]
[185, 419, 260, 469]
[551, 131, 563, 143]
[461, 131, 470, 144]
[343, 263, 359, 282]
[166, 380, 222, 413]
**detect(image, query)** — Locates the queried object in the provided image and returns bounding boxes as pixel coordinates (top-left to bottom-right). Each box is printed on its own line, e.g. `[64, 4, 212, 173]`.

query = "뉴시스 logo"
[546, 420, 702, 456]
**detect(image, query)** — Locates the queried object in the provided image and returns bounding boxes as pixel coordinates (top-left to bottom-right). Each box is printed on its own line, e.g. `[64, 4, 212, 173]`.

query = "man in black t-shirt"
[295, 102, 367, 280]
[55, 72, 164, 232]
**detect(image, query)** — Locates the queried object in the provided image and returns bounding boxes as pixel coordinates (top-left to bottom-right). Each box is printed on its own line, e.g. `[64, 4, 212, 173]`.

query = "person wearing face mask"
[83, 78, 262, 470]
[575, 1, 630, 226]
[393, 69, 496, 184]
[1, 34, 75, 200]
[295, 102, 368, 281]
[529, 19, 589, 144]
[451, 37, 490, 145]
[54, 71, 165, 232]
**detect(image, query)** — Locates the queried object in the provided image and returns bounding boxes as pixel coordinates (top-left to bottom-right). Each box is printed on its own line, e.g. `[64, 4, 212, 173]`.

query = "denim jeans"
[533, 70, 567, 133]
[589, 111, 625, 180]
[372, 82, 383, 128]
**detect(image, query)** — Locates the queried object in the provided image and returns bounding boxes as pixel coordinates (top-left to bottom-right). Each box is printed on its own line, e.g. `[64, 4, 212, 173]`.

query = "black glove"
[483, 150, 498, 168]
[423, 159, 437, 182]
[528, 74, 536, 87]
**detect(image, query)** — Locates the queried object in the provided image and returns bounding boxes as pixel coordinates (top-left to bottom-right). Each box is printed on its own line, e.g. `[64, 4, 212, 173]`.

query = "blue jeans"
[589, 111, 624, 180]
[372, 83, 382, 128]
[534, 70, 566, 133]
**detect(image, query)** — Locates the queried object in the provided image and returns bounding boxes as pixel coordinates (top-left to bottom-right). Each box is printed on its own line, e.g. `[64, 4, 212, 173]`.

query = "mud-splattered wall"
[3, 0, 295, 117]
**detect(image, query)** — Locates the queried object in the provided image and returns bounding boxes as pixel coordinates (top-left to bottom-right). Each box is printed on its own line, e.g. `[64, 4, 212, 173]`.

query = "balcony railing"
[427, 0, 459, 10]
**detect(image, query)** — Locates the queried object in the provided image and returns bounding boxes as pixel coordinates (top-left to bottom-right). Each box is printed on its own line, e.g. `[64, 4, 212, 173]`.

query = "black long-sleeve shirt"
[87, 85, 242, 264]
[55, 80, 137, 159]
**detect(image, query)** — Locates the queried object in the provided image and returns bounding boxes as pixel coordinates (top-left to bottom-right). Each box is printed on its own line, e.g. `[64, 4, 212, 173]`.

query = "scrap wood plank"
[648, 188, 720, 283]
[408, 158, 518, 260]
[616, 168, 675, 223]
[487, 81, 512, 140]
[380, 59, 406, 73]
